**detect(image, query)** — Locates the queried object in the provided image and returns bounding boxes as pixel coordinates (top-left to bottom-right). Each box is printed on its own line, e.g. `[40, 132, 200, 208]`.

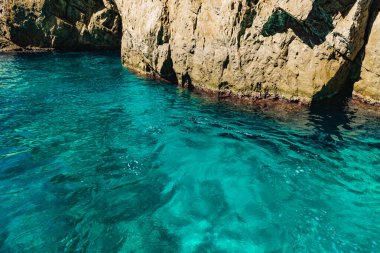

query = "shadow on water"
[1, 51, 380, 253]
[309, 83, 355, 143]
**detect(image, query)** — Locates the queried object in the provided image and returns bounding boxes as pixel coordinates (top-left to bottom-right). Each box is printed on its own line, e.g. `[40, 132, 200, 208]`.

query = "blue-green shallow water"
[0, 52, 379, 253]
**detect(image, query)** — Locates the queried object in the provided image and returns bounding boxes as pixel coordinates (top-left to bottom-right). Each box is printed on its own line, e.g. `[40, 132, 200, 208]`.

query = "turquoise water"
[0, 52, 379, 253]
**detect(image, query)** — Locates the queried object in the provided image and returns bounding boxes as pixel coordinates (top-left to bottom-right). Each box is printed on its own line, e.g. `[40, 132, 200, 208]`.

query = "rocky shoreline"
[1, 0, 380, 105]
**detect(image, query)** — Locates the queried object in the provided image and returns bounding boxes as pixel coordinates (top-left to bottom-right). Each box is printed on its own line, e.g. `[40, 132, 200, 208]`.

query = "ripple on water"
[0, 52, 379, 252]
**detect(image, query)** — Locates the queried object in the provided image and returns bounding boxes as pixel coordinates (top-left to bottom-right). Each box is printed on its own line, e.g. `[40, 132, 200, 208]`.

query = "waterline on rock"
[0, 52, 379, 252]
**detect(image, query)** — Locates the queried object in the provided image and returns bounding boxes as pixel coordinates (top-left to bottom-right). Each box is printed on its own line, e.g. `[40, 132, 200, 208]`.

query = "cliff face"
[114, 0, 374, 103]
[0, 0, 121, 50]
[1, 0, 379, 104]
[354, 1, 380, 104]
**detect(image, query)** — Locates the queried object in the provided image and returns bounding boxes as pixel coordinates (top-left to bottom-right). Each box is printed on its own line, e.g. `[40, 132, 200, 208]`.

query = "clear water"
[0, 52, 379, 253]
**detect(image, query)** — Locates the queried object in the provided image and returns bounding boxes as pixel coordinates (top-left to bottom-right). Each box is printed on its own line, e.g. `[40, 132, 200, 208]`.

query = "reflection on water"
[310, 93, 356, 143]
[0, 52, 379, 252]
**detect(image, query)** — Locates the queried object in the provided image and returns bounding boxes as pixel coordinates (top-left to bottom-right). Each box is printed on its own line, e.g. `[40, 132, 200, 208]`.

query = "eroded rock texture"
[354, 1, 380, 104]
[0, 0, 121, 50]
[1, 0, 380, 103]
[114, 0, 373, 103]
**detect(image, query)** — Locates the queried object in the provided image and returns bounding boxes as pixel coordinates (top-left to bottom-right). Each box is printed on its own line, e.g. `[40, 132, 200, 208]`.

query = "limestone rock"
[279, 0, 314, 21]
[1, 0, 379, 104]
[0, 0, 121, 50]
[114, 0, 373, 103]
[354, 2, 380, 104]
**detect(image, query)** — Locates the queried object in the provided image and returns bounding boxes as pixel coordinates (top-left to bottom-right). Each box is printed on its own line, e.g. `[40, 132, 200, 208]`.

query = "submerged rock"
[1, 0, 380, 104]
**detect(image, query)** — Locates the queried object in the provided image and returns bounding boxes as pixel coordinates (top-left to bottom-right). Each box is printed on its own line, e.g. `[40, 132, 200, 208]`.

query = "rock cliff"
[1, 0, 379, 104]
[0, 0, 121, 50]
[354, 1, 380, 104]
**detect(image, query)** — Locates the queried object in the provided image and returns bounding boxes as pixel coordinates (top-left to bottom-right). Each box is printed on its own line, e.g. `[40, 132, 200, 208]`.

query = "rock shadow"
[261, 0, 356, 48]
[159, 49, 178, 84]
[309, 79, 355, 144]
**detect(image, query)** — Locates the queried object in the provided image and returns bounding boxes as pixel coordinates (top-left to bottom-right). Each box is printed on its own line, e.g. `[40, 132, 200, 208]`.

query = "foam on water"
[0, 52, 379, 252]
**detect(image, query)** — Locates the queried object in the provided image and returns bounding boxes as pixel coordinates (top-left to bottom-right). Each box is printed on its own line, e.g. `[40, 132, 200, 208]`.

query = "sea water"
[0, 52, 379, 252]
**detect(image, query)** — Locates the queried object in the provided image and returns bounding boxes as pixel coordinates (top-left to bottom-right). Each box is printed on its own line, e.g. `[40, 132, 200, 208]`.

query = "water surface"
[0, 52, 379, 252]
